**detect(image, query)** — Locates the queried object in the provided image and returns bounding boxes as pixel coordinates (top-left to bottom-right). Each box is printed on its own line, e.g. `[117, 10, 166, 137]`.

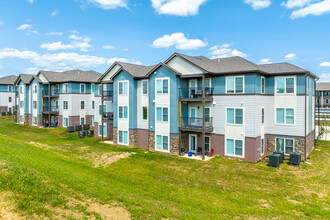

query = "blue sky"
[0, 0, 330, 81]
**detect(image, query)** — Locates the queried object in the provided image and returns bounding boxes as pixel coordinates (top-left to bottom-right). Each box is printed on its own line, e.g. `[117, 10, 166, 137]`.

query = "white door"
[189, 107, 197, 126]
[189, 134, 197, 153]
[189, 79, 197, 98]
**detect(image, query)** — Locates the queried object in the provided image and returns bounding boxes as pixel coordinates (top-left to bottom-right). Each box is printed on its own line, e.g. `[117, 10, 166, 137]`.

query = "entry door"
[189, 134, 197, 153]
[189, 107, 197, 126]
[189, 79, 197, 98]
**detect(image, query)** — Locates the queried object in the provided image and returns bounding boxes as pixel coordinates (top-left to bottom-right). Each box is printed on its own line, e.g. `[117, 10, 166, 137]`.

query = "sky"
[0, 0, 330, 82]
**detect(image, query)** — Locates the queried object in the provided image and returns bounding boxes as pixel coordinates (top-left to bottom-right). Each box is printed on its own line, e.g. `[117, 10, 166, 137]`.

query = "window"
[156, 107, 169, 122]
[142, 80, 148, 95]
[20, 86, 23, 94]
[205, 107, 211, 123]
[261, 138, 264, 155]
[226, 76, 244, 93]
[227, 108, 243, 125]
[81, 117, 85, 125]
[156, 135, 169, 151]
[276, 138, 294, 154]
[63, 101, 68, 110]
[118, 130, 128, 144]
[80, 101, 85, 110]
[205, 136, 211, 152]
[99, 105, 106, 115]
[156, 79, 169, 94]
[226, 139, 243, 157]
[142, 107, 148, 120]
[261, 108, 265, 124]
[33, 85, 37, 94]
[119, 106, 128, 119]
[8, 97, 12, 103]
[92, 116, 95, 126]
[80, 84, 85, 93]
[119, 81, 128, 95]
[8, 86, 12, 92]
[261, 77, 265, 94]
[98, 85, 102, 96]
[63, 84, 69, 93]
[63, 118, 68, 127]
[33, 117, 37, 125]
[33, 101, 37, 109]
[92, 101, 95, 110]
[276, 108, 294, 124]
[276, 77, 295, 94]
[99, 124, 107, 136]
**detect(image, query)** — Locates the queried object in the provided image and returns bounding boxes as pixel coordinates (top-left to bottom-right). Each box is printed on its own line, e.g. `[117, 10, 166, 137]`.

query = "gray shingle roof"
[18, 74, 35, 85]
[116, 62, 157, 78]
[258, 63, 308, 74]
[316, 83, 330, 91]
[39, 69, 101, 83]
[0, 75, 18, 85]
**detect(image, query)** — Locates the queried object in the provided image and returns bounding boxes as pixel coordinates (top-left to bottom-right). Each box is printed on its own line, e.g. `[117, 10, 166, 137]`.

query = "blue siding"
[0, 85, 9, 92]
[265, 77, 274, 94]
[149, 66, 179, 134]
[297, 76, 305, 94]
[212, 76, 225, 94]
[245, 75, 261, 94]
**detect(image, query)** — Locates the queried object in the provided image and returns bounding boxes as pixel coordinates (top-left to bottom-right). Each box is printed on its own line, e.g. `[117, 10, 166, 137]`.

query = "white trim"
[155, 77, 169, 95]
[118, 129, 129, 146]
[142, 80, 148, 96]
[142, 106, 148, 121]
[80, 83, 86, 93]
[275, 107, 296, 126]
[275, 137, 295, 155]
[261, 107, 265, 125]
[189, 107, 197, 126]
[225, 75, 245, 94]
[118, 105, 128, 119]
[189, 134, 197, 153]
[155, 134, 170, 153]
[275, 75, 296, 95]
[225, 138, 245, 158]
[189, 79, 197, 98]
[225, 106, 244, 126]
[118, 80, 129, 95]
[205, 135, 211, 152]
[261, 76, 265, 94]
[261, 138, 265, 156]
[80, 100, 85, 110]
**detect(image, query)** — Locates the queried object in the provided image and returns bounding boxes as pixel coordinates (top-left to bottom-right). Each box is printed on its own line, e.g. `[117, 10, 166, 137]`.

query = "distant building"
[316, 82, 330, 108]
[0, 75, 17, 113]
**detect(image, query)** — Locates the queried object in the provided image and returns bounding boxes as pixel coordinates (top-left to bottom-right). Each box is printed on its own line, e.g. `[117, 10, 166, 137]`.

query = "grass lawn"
[0, 116, 329, 219]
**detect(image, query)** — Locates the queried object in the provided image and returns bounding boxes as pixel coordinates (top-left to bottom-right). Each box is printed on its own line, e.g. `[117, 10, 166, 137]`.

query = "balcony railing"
[181, 117, 213, 129]
[103, 91, 113, 99]
[42, 89, 60, 97]
[103, 112, 113, 122]
[179, 87, 213, 99]
[43, 105, 59, 113]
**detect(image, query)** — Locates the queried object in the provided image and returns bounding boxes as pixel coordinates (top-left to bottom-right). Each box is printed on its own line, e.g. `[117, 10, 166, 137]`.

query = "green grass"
[0, 117, 329, 219]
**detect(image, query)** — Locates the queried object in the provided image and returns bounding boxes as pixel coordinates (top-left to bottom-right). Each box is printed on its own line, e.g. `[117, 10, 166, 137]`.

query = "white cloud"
[41, 33, 93, 51]
[28, 0, 34, 3]
[152, 32, 207, 50]
[320, 61, 330, 67]
[40, 42, 75, 51]
[259, 58, 272, 64]
[51, 10, 58, 16]
[283, 0, 314, 9]
[46, 32, 63, 36]
[285, 53, 297, 60]
[87, 0, 128, 9]
[209, 44, 247, 59]
[290, 0, 330, 18]
[318, 73, 330, 82]
[103, 45, 116, 50]
[0, 48, 38, 59]
[17, 24, 31, 30]
[25, 67, 39, 74]
[107, 57, 141, 65]
[69, 34, 91, 42]
[151, 0, 207, 16]
[244, 0, 272, 10]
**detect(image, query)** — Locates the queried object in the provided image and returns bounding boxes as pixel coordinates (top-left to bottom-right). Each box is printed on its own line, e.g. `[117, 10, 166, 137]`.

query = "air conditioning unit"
[67, 126, 74, 133]
[78, 131, 86, 139]
[289, 152, 301, 166]
[269, 153, 280, 168]
[87, 130, 94, 137]
[274, 150, 284, 164]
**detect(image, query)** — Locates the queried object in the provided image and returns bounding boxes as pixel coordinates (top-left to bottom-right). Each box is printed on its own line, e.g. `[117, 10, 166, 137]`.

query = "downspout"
[48, 84, 50, 128]
[202, 75, 205, 160]
[148, 78, 150, 152]
[101, 82, 104, 142]
[304, 75, 307, 161]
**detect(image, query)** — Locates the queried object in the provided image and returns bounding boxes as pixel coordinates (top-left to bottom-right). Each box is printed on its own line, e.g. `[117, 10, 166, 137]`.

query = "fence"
[315, 108, 330, 141]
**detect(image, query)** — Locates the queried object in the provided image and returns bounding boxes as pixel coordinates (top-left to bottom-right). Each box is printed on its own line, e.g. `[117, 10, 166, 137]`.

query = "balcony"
[42, 89, 60, 97]
[103, 91, 113, 100]
[42, 105, 59, 114]
[179, 87, 213, 101]
[103, 112, 113, 124]
[180, 117, 213, 132]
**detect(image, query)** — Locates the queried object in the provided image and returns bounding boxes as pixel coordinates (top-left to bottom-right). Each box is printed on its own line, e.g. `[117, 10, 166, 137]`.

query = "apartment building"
[0, 75, 17, 114]
[316, 82, 330, 108]
[100, 53, 317, 163]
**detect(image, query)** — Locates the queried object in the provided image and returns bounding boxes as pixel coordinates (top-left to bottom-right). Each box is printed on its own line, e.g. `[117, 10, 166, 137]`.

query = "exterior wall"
[0, 91, 16, 113]
[167, 56, 203, 75]
[129, 129, 137, 148]
[107, 123, 113, 140]
[136, 129, 149, 150]
[137, 80, 149, 129]
[306, 130, 315, 157]
[94, 122, 99, 137]
[68, 116, 80, 126]
[113, 127, 118, 144]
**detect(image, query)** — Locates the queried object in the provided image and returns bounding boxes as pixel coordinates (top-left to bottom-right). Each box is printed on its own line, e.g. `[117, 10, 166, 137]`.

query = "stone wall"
[24, 114, 32, 125]
[148, 132, 155, 151]
[113, 127, 118, 144]
[180, 133, 189, 153]
[37, 116, 43, 127]
[0, 107, 7, 112]
[129, 129, 137, 148]
[170, 134, 180, 155]
[94, 122, 99, 137]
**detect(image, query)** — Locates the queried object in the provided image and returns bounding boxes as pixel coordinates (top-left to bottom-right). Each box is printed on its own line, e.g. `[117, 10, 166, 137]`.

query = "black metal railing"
[103, 91, 113, 99]
[179, 87, 213, 99]
[42, 89, 60, 96]
[181, 117, 213, 129]
[103, 112, 113, 122]
[43, 105, 59, 113]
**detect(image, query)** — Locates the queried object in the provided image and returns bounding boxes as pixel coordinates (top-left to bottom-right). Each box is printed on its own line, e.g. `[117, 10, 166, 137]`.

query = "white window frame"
[63, 83, 69, 93]
[8, 86, 12, 92]
[225, 138, 245, 158]
[80, 100, 85, 110]
[33, 116, 37, 125]
[156, 106, 169, 123]
[80, 84, 85, 93]
[155, 77, 169, 95]
[275, 137, 295, 155]
[98, 124, 107, 137]
[225, 107, 244, 126]
[92, 101, 95, 110]
[142, 80, 148, 95]
[275, 76, 296, 95]
[63, 101, 68, 110]
[155, 134, 170, 153]
[261, 138, 265, 155]
[118, 130, 129, 145]
[118, 80, 129, 95]
[8, 97, 12, 103]
[261, 76, 265, 94]
[261, 107, 265, 124]
[142, 106, 148, 121]
[80, 117, 85, 125]
[205, 78, 212, 88]
[225, 76, 245, 94]
[63, 117, 68, 127]
[33, 101, 37, 109]
[205, 136, 211, 152]
[189, 134, 198, 153]
[205, 107, 211, 123]
[118, 106, 128, 119]
[275, 108, 295, 125]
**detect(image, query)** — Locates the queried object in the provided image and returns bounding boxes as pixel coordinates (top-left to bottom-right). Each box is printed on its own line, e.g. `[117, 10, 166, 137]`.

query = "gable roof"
[15, 74, 35, 85]
[316, 82, 330, 91]
[0, 75, 18, 85]
[146, 62, 182, 77]
[108, 62, 157, 80]
[38, 69, 101, 83]
[258, 63, 307, 74]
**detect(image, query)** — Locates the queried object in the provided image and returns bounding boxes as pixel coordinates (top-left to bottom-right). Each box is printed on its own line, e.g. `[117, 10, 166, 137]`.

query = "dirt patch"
[258, 199, 271, 208]
[83, 152, 131, 168]
[287, 199, 302, 204]
[0, 192, 23, 220]
[28, 141, 53, 150]
[88, 203, 130, 220]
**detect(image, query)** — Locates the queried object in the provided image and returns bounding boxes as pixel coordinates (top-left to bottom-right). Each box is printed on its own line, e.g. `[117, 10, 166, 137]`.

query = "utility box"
[67, 126, 74, 133]
[87, 130, 94, 137]
[83, 124, 90, 130]
[78, 131, 86, 138]
[274, 150, 284, 163]
[290, 152, 301, 166]
[75, 125, 82, 131]
[269, 154, 280, 168]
